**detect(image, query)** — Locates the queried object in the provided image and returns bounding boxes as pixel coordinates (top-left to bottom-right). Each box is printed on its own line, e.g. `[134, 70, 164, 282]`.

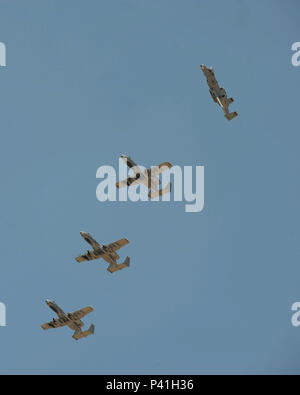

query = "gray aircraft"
[75, 231, 130, 273]
[116, 154, 173, 199]
[41, 300, 95, 341]
[200, 64, 238, 121]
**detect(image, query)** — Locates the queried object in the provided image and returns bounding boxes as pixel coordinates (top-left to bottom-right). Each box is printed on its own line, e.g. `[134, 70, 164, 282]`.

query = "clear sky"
[0, 0, 300, 374]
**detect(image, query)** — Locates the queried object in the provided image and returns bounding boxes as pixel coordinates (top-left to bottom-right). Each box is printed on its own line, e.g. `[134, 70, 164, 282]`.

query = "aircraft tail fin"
[123, 256, 130, 267]
[107, 257, 130, 274]
[148, 183, 172, 199]
[72, 324, 95, 341]
[225, 111, 238, 121]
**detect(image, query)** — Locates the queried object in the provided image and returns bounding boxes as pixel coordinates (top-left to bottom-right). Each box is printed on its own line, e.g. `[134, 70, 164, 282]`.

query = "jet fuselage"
[79, 232, 120, 264]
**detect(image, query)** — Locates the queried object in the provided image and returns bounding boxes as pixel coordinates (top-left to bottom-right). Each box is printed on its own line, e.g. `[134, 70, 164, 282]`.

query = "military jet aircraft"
[41, 300, 95, 341]
[116, 155, 173, 199]
[75, 232, 130, 273]
[200, 65, 238, 121]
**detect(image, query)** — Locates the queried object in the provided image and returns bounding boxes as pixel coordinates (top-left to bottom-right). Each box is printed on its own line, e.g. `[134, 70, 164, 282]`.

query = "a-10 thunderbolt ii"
[41, 300, 95, 340]
[75, 231, 130, 273]
[200, 65, 238, 121]
[116, 154, 173, 199]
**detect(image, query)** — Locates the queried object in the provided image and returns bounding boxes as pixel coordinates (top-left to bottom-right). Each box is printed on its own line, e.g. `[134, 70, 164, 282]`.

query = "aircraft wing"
[116, 176, 142, 189]
[70, 306, 94, 321]
[75, 250, 100, 263]
[216, 96, 224, 108]
[149, 162, 173, 177]
[107, 238, 130, 252]
[41, 320, 68, 330]
[209, 90, 218, 103]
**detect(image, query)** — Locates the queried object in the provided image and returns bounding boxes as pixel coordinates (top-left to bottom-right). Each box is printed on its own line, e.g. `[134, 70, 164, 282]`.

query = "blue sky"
[0, 0, 300, 374]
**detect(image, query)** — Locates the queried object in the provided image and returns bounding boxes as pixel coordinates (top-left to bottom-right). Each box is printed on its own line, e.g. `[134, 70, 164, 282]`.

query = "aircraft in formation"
[116, 154, 173, 199]
[75, 231, 130, 274]
[41, 300, 95, 340]
[200, 64, 238, 121]
[42, 232, 130, 340]
[42, 64, 237, 341]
